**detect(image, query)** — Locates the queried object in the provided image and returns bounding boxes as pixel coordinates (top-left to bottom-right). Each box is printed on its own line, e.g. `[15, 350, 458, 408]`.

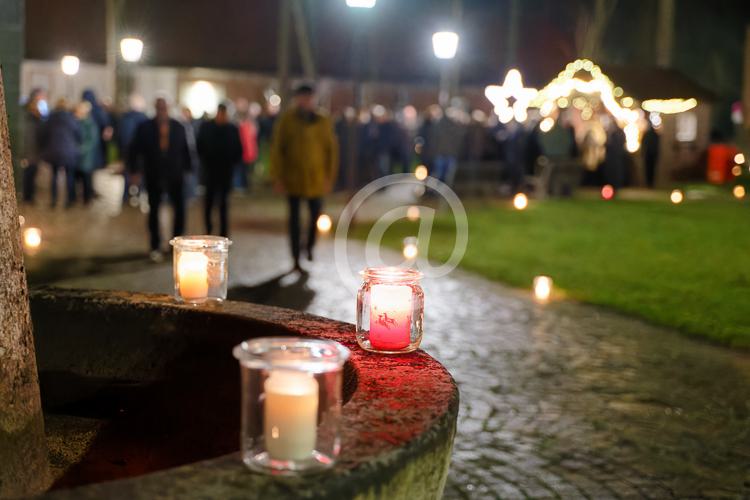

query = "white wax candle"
[177, 251, 209, 300]
[369, 283, 412, 350]
[264, 370, 319, 461]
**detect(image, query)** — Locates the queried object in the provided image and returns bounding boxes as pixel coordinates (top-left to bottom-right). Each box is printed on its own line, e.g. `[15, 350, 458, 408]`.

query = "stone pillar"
[0, 69, 50, 498]
[0, 0, 24, 189]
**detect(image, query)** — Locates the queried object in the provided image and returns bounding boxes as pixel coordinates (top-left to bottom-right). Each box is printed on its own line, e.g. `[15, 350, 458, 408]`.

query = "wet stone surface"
[24, 202, 750, 499]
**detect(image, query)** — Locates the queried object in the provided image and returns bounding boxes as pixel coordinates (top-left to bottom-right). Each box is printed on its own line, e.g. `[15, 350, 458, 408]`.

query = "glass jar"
[169, 236, 231, 304]
[356, 267, 424, 354]
[233, 337, 350, 475]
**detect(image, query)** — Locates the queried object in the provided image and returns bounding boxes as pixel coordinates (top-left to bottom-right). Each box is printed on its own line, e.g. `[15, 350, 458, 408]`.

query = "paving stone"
[22, 200, 750, 498]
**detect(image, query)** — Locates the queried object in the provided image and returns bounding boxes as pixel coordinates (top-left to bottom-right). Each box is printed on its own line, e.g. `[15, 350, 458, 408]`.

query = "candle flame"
[513, 193, 528, 210]
[23, 227, 42, 250]
[670, 189, 684, 204]
[533, 276, 553, 303]
[316, 214, 333, 233]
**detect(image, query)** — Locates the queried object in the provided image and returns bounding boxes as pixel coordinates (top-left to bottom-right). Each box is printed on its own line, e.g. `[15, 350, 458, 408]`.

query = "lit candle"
[370, 283, 412, 350]
[533, 275, 552, 303]
[23, 227, 42, 250]
[177, 251, 209, 301]
[264, 370, 319, 461]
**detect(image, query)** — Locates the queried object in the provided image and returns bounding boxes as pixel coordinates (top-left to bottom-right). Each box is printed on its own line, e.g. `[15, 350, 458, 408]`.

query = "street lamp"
[60, 55, 80, 76]
[432, 31, 459, 59]
[432, 31, 459, 106]
[120, 37, 144, 62]
[60, 55, 80, 101]
[346, 0, 376, 7]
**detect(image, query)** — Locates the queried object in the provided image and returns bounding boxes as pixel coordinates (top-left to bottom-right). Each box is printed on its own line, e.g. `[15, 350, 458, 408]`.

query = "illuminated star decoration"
[485, 69, 538, 123]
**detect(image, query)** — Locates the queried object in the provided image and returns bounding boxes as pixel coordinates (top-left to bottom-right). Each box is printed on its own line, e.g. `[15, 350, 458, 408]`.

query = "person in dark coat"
[642, 122, 660, 188]
[39, 99, 81, 208]
[603, 125, 627, 189]
[20, 88, 46, 204]
[128, 97, 194, 260]
[197, 103, 243, 237]
[81, 89, 111, 168]
[117, 94, 149, 202]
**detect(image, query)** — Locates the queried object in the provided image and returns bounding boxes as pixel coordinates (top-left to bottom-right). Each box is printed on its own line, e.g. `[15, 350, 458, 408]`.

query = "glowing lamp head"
[533, 276, 552, 303]
[670, 189, 684, 204]
[732, 165, 742, 177]
[513, 192, 528, 210]
[414, 165, 428, 181]
[735, 153, 745, 164]
[60, 55, 80, 76]
[601, 184, 615, 200]
[120, 37, 144, 62]
[23, 227, 42, 251]
[733, 185, 746, 199]
[406, 205, 420, 221]
[316, 214, 333, 233]
[346, 0, 376, 7]
[432, 31, 459, 59]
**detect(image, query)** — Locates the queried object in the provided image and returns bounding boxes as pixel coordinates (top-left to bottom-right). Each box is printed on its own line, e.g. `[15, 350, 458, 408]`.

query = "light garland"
[642, 98, 698, 114]
[531, 59, 642, 151]
[485, 69, 538, 124]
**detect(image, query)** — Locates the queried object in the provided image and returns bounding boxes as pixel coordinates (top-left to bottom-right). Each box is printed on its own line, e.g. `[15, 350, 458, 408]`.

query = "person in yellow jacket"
[270, 84, 338, 271]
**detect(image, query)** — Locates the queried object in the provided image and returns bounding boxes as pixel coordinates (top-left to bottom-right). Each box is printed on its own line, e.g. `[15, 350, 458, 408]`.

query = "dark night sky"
[23, 0, 750, 101]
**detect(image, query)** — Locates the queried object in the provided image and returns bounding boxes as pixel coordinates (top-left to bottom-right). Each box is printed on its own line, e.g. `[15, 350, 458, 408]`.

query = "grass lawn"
[355, 195, 750, 347]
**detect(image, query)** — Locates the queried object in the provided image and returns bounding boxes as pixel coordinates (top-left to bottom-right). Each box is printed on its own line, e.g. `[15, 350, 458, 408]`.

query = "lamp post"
[432, 31, 458, 107]
[60, 55, 80, 101]
[119, 37, 143, 105]
[346, 0, 376, 191]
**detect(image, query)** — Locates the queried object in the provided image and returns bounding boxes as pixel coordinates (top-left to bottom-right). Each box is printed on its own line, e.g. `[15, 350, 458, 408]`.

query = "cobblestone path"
[26, 203, 750, 499]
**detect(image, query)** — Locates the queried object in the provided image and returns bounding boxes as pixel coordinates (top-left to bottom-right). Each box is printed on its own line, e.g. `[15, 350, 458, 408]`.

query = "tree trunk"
[0, 69, 50, 497]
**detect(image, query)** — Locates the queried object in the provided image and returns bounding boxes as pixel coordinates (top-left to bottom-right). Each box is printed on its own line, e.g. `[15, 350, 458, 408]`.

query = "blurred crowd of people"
[18, 84, 658, 263]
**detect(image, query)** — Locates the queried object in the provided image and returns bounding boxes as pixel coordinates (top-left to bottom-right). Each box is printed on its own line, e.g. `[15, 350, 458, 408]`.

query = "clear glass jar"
[356, 267, 424, 354]
[169, 236, 231, 304]
[233, 337, 350, 475]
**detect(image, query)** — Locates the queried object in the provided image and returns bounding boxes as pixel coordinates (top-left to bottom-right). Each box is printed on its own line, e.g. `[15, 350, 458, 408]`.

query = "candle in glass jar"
[264, 370, 319, 461]
[369, 283, 412, 350]
[177, 251, 209, 300]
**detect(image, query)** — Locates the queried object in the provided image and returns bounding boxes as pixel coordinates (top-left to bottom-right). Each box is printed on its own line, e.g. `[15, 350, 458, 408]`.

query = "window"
[675, 111, 697, 143]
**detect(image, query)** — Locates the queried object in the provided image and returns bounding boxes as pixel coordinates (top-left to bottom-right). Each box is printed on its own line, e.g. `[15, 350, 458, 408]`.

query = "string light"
[539, 117, 554, 132]
[414, 165, 428, 181]
[733, 185, 746, 199]
[642, 98, 698, 114]
[601, 184, 615, 200]
[734, 153, 745, 164]
[670, 189, 684, 204]
[485, 69, 538, 123]
[732, 165, 742, 177]
[532, 59, 642, 151]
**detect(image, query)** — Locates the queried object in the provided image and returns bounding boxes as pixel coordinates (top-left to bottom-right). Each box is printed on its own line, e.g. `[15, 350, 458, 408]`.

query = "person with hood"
[270, 83, 338, 271]
[81, 89, 112, 169]
[128, 97, 194, 261]
[197, 103, 243, 237]
[39, 98, 81, 208]
[20, 88, 46, 204]
[71, 101, 98, 204]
